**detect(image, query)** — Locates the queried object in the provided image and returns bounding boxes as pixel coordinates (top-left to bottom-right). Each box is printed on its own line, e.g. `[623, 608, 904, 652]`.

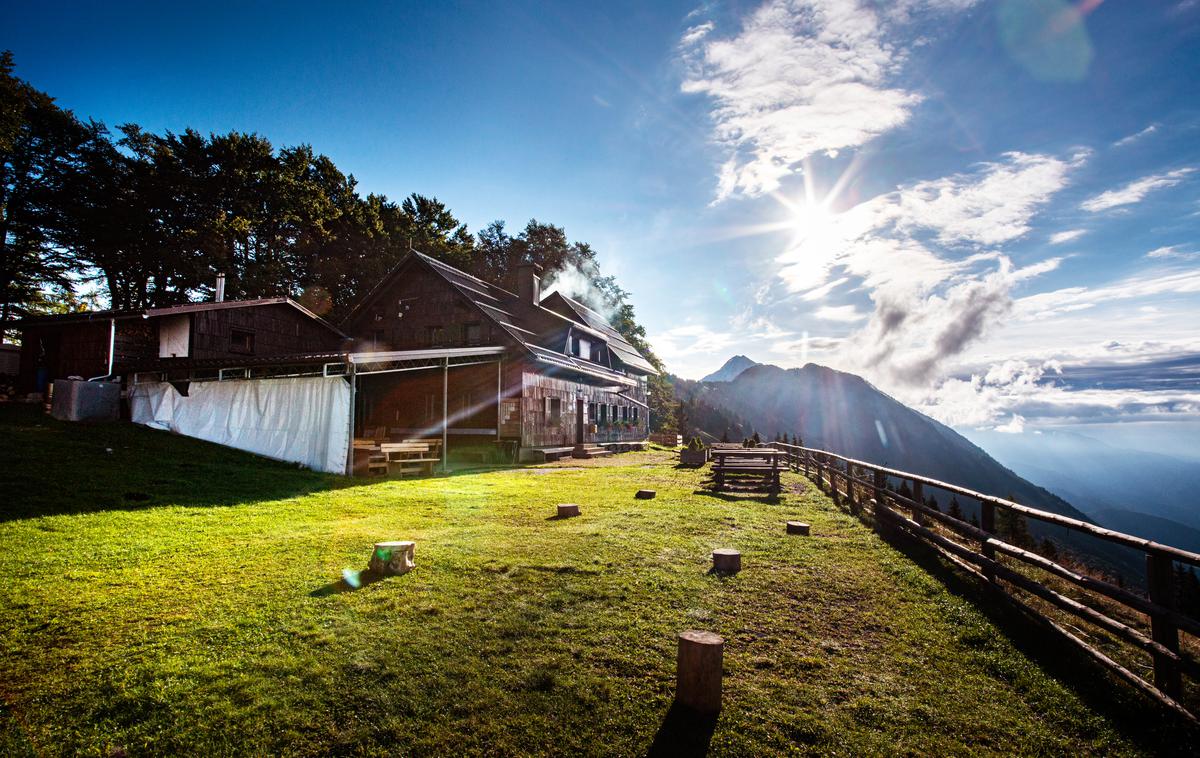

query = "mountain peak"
[700, 355, 760, 382]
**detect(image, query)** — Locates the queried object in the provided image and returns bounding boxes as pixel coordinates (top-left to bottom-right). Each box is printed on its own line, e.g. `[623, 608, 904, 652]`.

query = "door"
[575, 396, 585, 445]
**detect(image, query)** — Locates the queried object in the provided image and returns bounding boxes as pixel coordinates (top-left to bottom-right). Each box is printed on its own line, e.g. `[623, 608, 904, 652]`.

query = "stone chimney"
[516, 262, 542, 305]
[215, 273, 226, 303]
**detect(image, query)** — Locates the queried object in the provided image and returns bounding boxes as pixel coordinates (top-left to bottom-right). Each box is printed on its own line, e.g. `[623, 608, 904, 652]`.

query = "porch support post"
[496, 359, 502, 439]
[442, 357, 449, 473]
[344, 363, 357, 476]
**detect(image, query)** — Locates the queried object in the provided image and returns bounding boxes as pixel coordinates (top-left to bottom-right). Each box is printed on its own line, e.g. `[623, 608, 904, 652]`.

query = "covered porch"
[348, 346, 512, 474]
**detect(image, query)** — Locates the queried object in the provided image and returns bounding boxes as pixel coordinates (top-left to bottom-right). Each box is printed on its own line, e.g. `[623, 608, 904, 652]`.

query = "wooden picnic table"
[711, 448, 786, 464]
[711, 448, 784, 492]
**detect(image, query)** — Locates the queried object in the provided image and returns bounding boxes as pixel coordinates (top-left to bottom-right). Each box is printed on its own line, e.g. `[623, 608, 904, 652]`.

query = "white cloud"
[1112, 123, 1159, 148]
[680, 22, 714, 45]
[994, 414, 1026, 433]
[1014, 268, 1200, 320]
[799, 276, 850, 301]
[893, 151, 1086, 246]
[1048, 228, 1086, 245]
[915, 362, 1200, 430]
[1145, 245, 1198, 260]
[1080, 167, 1196, 212]
[680, 0, 976, 201]
[814, 305, 866, 322]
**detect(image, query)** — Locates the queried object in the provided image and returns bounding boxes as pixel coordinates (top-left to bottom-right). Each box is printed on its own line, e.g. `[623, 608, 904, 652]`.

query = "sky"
[5, 0, 1200, 439]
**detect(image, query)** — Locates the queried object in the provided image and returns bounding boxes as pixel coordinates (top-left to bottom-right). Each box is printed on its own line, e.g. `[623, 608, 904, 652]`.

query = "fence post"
[912, 480, 925, 526]
[815, 454, 825, 490]
[802, 450, 810, 479]
[1146, 553, 1182, 698]
[872, 469, 890, 534]
[830, 460, 842, 507]
[980, 501, 996, 584]
[846, 465, 858, 515]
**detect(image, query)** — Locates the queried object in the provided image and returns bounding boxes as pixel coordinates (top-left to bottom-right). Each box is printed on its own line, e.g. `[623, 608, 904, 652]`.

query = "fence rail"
[771, 441, 1200, 721]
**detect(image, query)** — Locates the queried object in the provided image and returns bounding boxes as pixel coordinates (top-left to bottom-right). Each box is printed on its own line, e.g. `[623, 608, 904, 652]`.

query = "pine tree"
[948, 496, 964, 522]
[721, 430, 730, 443]
[1040, 538, 1059, 560]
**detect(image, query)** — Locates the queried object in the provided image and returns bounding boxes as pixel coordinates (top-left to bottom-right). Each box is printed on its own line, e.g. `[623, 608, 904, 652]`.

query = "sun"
[789, 200, 836, 241]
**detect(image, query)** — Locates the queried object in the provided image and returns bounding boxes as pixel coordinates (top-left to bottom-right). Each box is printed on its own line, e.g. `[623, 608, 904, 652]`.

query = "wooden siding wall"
[189, 304, 342, 360]
[519, 370, 648, 448]
[17, 319, 157, 392]
[345, 267, 506, 351]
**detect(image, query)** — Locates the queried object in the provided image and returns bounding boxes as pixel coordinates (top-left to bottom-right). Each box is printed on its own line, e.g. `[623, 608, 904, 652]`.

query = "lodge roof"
[413, 252, 657, 377]
[12, 297, 347, 337]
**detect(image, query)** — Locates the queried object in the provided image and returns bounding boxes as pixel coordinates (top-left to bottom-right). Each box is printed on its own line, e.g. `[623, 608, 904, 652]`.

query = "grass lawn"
[0, 405, 1195, 756]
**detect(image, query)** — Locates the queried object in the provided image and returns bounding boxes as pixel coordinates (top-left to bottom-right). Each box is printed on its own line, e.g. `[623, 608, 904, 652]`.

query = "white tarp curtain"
[130, 376, 351, 474]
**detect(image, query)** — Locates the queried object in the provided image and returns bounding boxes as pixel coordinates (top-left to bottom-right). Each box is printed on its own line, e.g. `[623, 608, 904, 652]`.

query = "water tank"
[50, 379, 121, 422]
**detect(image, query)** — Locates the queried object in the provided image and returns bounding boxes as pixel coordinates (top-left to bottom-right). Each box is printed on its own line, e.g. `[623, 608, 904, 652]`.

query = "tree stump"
[712, 548, 741, 574]
[635, 489, 656, 499]
[557, 503, 580, 518]
[676, 630, 723, 714]
[368, 541, 415, 575]
[786, 521, 810, 536]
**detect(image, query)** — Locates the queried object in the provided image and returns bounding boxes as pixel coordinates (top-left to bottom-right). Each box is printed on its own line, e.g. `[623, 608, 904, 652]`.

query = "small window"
[547, 397, 562, 424]
[633, 407, 639, 422]
[621, 406, 629, 421]
[588, 402, 597, 422]
[372, 330, 384, 350]
[427, 325, 446, 347]
[229, 328, 255, 354]
[465, 322, 482, 346]
[571, 336, 581, 356]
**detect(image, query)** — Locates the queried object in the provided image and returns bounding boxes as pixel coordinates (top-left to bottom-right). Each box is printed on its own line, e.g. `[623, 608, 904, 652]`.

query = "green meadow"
[0, 406, 1193, 756]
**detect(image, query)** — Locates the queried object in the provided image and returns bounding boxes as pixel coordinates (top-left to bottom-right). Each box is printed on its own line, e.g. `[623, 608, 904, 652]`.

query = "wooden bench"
[354, 439, 388, 476]
[381, 441, 442, 477]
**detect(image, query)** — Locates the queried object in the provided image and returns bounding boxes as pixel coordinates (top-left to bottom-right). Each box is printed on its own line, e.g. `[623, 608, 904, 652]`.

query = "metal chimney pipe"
[215, 273, 226, 303]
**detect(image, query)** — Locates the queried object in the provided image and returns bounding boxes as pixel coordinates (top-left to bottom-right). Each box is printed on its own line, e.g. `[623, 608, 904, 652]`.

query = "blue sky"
[6, 0, 1200, 437]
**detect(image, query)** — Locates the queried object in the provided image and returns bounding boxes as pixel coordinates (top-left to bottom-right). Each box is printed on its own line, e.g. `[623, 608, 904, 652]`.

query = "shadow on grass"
[876, 527, 1200, 754]
[646, 702, 717, 758]
[310, 568, 392, 597]
[693, 489, 780, 506]
[0, 405, 542, 522]
[0, 405, 361, 522]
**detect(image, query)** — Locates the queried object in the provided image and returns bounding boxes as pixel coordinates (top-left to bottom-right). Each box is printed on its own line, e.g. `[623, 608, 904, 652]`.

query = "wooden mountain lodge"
[11, 254, 657, 473]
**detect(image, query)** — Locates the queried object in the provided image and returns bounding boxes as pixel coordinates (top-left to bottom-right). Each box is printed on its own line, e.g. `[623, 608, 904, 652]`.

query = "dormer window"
[571, 336, 590, 359]
[465, 322, 482, 346]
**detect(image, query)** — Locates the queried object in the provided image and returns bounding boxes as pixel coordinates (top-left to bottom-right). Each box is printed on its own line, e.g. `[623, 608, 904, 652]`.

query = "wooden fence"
[771, 441, 1200, 721]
